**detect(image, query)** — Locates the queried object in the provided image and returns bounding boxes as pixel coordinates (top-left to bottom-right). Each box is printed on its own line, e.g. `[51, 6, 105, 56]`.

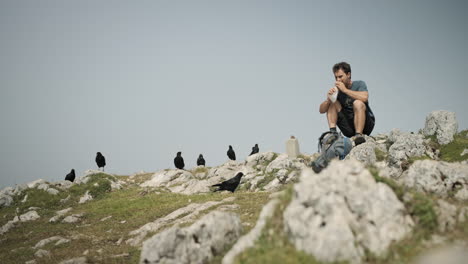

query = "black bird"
[227, 145, 236, 161]
[249, 144, 259, 156]
[211, 172, 244, 193]
[197, 154, 206, 166]
[95, 152, 106, 171]
[174, 151, 185, 170]
[65, 169, 75, 182]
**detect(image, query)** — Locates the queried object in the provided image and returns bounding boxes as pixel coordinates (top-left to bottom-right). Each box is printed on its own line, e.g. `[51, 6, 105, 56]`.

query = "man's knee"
[353, 100, 366, 111]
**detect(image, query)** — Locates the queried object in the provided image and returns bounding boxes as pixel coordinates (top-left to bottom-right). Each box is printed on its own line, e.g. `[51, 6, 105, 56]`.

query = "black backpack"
[310, 131, 352, 173]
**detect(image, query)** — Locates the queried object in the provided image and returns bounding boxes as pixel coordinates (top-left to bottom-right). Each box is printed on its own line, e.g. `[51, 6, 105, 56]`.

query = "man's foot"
[354, 134, 366, 146]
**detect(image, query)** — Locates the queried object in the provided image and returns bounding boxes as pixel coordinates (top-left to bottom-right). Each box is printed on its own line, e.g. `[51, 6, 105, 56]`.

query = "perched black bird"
[65, 169, 75, 182]
[249, 144, 259, 156]
[197, 154, 206, 166]
[174, 151, 185, 170]
[95, 152, 106, 171]
[227, 145, 236, 161]
[211, 172, 244, 193]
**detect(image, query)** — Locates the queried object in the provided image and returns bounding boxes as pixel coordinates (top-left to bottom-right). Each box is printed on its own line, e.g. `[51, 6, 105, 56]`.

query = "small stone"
[34, 249, 50, 258]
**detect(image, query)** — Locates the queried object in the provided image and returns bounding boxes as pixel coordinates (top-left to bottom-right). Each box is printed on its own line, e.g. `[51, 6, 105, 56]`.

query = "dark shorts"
[337, 108, 375, 137]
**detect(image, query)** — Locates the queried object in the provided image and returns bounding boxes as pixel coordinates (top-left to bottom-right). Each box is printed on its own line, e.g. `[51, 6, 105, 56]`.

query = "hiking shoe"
[354, 134, 366, 146]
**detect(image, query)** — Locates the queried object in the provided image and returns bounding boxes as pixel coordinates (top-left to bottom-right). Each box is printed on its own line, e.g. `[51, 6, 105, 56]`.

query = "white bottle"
[286, 136, 300, 158]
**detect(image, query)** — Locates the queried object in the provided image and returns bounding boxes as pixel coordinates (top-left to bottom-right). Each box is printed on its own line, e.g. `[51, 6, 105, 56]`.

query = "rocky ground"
[1, 110, 467, 264]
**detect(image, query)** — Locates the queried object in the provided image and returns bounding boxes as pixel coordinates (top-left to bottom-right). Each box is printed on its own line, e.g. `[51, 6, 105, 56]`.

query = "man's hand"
[335, 81, 347, 92]
[328, 87, 337, 95]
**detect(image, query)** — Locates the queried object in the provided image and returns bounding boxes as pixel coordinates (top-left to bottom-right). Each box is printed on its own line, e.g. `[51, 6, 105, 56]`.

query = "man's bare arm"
[343, 90, 368, 102]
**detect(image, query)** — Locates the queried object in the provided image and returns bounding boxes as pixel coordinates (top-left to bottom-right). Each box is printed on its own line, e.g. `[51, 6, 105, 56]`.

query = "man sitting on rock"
[319, 62, 375, 145]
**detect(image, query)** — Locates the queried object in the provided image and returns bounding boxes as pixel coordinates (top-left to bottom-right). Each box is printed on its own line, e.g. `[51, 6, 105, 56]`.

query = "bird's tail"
[211, 183, 221, 188]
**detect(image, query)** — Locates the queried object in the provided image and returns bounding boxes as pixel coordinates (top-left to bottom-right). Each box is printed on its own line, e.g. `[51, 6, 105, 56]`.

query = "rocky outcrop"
[423, 110, 458, 145]
[401, 160, 468, 200]
[140, 211, 242, 264]
[283, 160, 414, 264]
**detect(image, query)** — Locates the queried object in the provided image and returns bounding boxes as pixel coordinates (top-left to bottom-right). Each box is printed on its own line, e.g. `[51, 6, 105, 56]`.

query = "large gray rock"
[140, 211, 242, 264]
[423, 110, 458, 145]
[283, 160, 414, 264]
[388, 129, 426, 169]
[346, 140, 377, 166]
[19, 211, 40, 222]
[401, 160, 468, 200]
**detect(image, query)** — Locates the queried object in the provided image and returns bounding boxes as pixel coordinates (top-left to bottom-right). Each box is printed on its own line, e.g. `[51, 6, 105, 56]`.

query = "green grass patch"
[439, 130, 468, 162]
[0, 186, 271, 264]
[374, 148, 387, 162]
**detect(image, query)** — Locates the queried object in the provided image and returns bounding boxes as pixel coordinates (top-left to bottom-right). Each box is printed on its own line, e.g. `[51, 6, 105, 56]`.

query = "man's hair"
[332, 62, 351, 74]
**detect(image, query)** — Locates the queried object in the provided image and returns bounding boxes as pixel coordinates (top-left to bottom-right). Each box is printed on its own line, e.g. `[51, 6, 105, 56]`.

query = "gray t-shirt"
[337, 80, 374, 117]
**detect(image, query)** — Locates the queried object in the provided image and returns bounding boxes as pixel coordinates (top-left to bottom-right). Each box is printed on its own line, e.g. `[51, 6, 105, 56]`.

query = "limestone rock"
[34, 249, 50, 258]
[423, 110, 458, 145]
[388, 130, 426, 169]
[345, 140, 377, 166]
[283, 160, 413, 264]
[19, 211, 40, 222]
[140, 211, 242, 264]
[33, 236, 70, 249]
[402, 160, 468, 200]
[435, 200, 457, 232]
[62, 214, 83, 223]
[79, 191, 93, 204]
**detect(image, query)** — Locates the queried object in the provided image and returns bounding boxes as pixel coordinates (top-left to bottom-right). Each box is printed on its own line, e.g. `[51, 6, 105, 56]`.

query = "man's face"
[334, 69, 351, 88]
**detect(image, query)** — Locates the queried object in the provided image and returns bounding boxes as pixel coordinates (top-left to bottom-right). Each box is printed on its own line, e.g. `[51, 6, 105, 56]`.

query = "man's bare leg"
[353, 100, 366, 134]
[327, 101, 342, 129]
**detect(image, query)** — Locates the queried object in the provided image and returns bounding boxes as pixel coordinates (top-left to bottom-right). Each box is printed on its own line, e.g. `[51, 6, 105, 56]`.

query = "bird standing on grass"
[174, 152, 185, 170]
[227, 145, 236, 161]
[249, 144, 259, 156]
[95, 152, 106, 171]
[65, 169, 75, 182]
[211, 172, 244, 193]
[197, 154, 206, 166]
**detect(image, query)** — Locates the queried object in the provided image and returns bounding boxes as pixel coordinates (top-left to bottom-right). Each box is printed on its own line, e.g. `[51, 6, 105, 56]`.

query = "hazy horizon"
[1, 0, 467, 189]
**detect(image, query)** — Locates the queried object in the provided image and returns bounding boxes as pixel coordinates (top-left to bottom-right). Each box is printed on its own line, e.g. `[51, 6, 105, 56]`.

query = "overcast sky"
[1, 0, 467, 189]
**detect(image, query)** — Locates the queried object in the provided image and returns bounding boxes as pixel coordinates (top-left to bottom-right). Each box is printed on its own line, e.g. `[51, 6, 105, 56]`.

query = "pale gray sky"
[1, 0, 467, 189]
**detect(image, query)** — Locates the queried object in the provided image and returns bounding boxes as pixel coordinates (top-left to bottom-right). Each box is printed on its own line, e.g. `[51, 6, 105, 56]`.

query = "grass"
[439, 130, 468, 162]
[0, 177, 271, 264]
[374, 148, 387, 162]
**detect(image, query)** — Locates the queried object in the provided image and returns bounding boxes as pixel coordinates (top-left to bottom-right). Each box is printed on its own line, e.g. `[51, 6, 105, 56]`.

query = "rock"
[127, 197, 236, 246]
[34, 249, 50, 258]
[100, 216, 112, 222]
[33, 236, 69, 249]
[345, 141, 377, 166]
[79, 191, 93, 204]
[19, 211, 40, 222]
[0, 216, 19, 235]
[222, 199, 280, 264]
[422, 110, 458, 145]
[435, 200, 457, 232]
[140, 211, 242, 264]
[47, 188, 59, 195]
[412, 242, 468, 264]
[60, 195, 71, 203]
[245, 152, 276, 168]
[27, 179, 46, 189]
[458, 207, 468, 222]
[62, 214, 83, 223]
[388, 130, 426, 169]
[0, 193, 13, 208]
[461, 149, 468, 157]
[25, 260, 37, 264]
[49, 208, 73, 222]
[283, 160, 414, 264]
[402, 160, 468, 200]
[265, 154, 306, 173]
[58, 257, 88, 264]
[21, 194, 28, 203]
